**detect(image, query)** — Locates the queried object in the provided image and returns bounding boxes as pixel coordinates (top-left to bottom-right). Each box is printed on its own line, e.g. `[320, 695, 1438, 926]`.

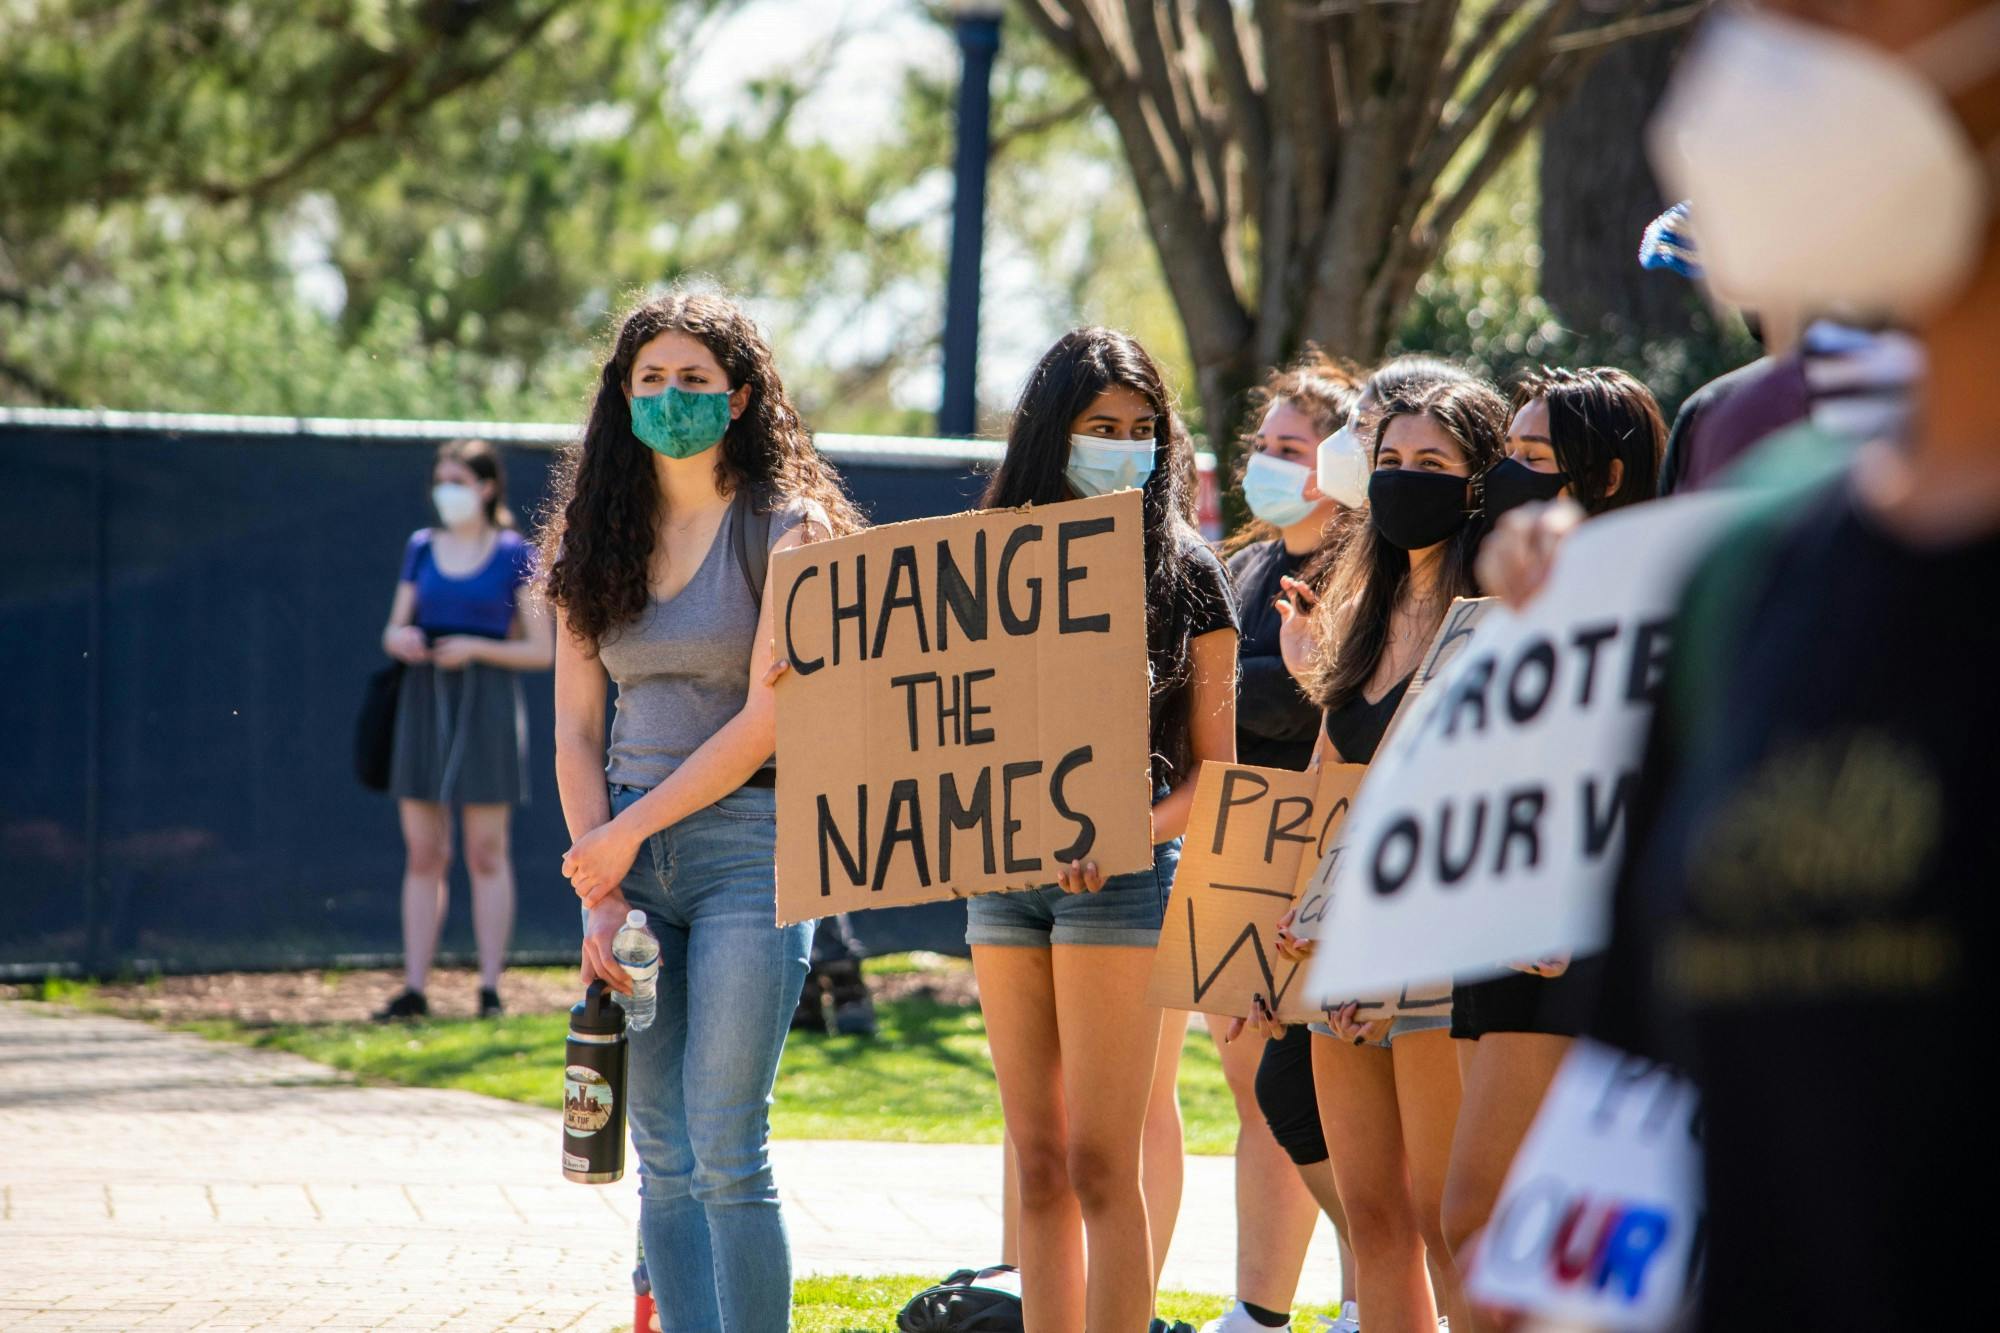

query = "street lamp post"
[939, 1, 1002, 438]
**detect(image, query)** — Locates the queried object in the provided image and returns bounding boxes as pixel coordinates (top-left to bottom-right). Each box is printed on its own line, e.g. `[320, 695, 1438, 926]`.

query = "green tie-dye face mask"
[629, 385, 732, 459]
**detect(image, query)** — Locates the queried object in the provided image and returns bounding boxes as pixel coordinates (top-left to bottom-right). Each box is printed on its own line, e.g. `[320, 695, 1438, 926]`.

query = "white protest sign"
[1467, 1040, 1704, 1330]
[1304, 494, 1744, 999]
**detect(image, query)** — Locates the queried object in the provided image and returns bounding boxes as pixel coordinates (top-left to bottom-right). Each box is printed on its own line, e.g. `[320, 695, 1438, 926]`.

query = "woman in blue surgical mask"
[970, 327, 1239, 1330]
[541, 287, 862, 1330]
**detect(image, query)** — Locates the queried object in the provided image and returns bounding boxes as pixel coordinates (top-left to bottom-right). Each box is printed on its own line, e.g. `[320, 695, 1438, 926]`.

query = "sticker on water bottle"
[564, 1065, 614, 1137]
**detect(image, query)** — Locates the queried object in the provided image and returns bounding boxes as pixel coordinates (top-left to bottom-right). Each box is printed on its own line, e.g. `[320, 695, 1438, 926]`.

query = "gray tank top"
[597, 498, 809, 790]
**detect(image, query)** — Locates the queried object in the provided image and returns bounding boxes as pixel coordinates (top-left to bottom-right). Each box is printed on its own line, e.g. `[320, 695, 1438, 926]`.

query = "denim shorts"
[963, 837, 1182, 949]
[1309, 1011, 1454, 1049]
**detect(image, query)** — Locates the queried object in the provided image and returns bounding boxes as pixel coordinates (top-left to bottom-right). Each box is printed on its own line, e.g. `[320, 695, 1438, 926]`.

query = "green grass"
[168, 961, 1241, 1153]
[789, 1275, 1338, 1329]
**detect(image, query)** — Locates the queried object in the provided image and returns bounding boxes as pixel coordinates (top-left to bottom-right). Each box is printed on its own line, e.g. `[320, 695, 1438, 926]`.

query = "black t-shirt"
[1602, 479, 1990, 1329]
[1147, 531, 1238, 788]
[1226, 538, 1321, 770]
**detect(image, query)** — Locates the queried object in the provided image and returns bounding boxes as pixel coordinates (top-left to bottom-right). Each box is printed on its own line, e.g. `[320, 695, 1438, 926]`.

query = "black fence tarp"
[0, 410, 999, 978]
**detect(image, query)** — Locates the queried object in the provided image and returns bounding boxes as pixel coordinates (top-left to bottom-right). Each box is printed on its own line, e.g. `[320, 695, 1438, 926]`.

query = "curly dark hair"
[539, 287, 861, 647]
[981, 327, 1214, 788]
[1309, 376, 1509, 714]
[1511, 366, 1665, 514]
[1222, 346, 1364, 558]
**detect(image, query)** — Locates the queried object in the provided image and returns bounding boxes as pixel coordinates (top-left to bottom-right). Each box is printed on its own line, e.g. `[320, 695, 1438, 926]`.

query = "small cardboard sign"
[771, 490, 1155, 924]
[1144, 761, 1365, 1018]
[1303, 494, 1745, 1000]
[1271, 604, 1491, 1024]
[1467, 1040, 1705, 1330]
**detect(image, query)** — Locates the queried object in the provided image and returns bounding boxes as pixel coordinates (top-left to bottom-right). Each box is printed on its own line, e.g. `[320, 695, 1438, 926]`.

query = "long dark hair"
[1513, 366, 1665, 514]
[1222, 347, 1363, 557]
[539, 287, 861, 646]
[982, 327, 1208, 786]
[434, 438, 516, 529]
[1310, 376, 1509, 713]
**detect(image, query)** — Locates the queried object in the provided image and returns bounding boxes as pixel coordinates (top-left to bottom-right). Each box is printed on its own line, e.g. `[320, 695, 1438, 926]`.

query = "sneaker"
[832, 995, 878, 1037]
[1201, 1301, 1286, 1333]
[1313, 1302, 1360, 1333]
[478, 987, 503, 1019]
[374, 989, 428, 1022]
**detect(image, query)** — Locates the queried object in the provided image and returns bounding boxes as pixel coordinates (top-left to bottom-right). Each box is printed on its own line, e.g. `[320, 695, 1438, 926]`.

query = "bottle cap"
[626, 909, 647, 928]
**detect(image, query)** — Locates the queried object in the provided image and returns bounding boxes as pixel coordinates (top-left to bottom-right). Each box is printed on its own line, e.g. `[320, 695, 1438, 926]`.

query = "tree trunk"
[1537, 8, 1695, 340]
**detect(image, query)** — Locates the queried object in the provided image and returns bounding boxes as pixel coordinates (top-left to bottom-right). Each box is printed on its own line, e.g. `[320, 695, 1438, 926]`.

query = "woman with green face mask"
[540, 287, 861, 1330]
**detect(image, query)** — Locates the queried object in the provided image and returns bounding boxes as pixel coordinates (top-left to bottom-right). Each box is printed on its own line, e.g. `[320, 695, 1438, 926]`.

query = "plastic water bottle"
[611, 909, 661, 1032]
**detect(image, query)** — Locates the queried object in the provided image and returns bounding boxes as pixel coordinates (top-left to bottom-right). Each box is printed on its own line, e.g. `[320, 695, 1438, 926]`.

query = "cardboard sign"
[1304, 494, 1745, 999]
[1145, 761, 1365, 1018]
[1468, 1040, 1704, 1330]
[771, 490, 1154, 923]
[1376, 596, 1496, 753]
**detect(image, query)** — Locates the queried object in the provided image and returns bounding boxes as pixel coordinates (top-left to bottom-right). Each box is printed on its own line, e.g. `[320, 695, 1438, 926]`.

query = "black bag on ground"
[354, 662, 405, 791]
[896, 1266, 1023, 1332]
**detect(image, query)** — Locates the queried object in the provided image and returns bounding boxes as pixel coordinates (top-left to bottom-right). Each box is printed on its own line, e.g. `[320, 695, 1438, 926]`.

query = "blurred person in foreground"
[1591, 1, 2000, 1327]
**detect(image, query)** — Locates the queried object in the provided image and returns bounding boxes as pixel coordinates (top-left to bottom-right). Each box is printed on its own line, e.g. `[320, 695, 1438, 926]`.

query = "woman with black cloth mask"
[1438, 366, 1664, 1327]
[1197, 352, 1361, 1333]
[1264, 377, 1509, 1333]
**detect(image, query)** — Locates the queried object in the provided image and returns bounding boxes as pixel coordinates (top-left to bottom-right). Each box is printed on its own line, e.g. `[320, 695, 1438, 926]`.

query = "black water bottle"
[562, 980, 628, 1183]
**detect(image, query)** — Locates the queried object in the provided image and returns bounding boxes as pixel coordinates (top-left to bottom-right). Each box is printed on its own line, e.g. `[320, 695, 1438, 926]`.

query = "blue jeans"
[606, 784, 814, 1333]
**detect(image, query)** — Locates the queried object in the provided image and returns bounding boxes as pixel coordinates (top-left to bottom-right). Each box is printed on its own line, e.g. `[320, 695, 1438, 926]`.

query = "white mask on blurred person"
[1316, 423, 1371, 510]
[433, 483, 482, 527]
[1650, 6, 2000, 322]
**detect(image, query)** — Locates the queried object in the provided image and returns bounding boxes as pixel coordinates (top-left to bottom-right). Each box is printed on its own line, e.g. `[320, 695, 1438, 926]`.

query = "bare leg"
[1204, 1015, 1321, 1311]
[1391, 1030, 1468, 1333]
[1314, 1033, 1435, 1332]
[1001, 1135, 1021, 1268]
[396, 799, 451, 995]
[1145, 1007, 1190, 1285]
[1052, 944, 1163, 1331]
[973, 945, 1083, 1329]
[1294, 1158, 1358, 1305]
[459, 803, 515, 992]
[1442, 1033, 1572, 1332]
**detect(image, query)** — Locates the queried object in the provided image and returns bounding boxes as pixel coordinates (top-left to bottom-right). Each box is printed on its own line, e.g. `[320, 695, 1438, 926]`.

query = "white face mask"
[432, 482, 483, 527]
[1316, 423, 1371, 510]
[1650, 7, 1999, 322]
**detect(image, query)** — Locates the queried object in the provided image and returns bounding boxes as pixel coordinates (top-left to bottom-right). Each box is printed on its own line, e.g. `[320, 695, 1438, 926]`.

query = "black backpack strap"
[730, 486, 776, 601]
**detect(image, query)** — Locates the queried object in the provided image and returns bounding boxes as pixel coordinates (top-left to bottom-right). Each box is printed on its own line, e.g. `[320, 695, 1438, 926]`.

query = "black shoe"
[478, 988, 503, 1019]
[374, 989, 428, 1022]
[832, 995, 877, 1037]
[790, 974, 828, 1034]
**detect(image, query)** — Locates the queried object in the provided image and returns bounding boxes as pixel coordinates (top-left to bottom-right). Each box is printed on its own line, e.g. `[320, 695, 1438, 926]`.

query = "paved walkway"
[0, 1002, 1342, 1330]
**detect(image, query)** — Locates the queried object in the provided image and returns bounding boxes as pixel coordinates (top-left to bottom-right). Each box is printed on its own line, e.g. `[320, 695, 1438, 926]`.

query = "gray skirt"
[389, 661, 530, 807]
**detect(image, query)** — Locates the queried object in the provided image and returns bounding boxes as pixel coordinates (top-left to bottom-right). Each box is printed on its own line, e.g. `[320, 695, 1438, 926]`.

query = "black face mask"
[1368, 469, 1470, 551]
[1481, 457, 1570, 519]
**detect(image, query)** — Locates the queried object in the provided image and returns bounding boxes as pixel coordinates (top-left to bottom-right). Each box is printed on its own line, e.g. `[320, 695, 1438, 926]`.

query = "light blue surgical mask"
[1064, 434, 1155, 498]
[1242, 453, 1317, 527]
[630, 384, 732, 459]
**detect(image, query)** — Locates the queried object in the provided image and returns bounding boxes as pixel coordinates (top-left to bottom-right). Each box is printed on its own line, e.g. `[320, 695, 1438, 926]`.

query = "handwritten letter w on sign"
[1145, 761, 1367, 1018]
[771, 490, 1154, 924]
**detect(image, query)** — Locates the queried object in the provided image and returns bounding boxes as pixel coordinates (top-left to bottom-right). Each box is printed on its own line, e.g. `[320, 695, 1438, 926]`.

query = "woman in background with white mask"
[968, 328, 1238, 1331]
[377, 438, 552, 1021]
[1597, 3, 2000, 1328]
